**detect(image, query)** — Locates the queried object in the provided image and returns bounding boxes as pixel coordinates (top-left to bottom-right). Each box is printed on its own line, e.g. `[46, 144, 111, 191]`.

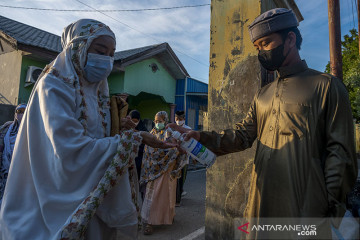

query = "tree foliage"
[325, 29, 360, 122]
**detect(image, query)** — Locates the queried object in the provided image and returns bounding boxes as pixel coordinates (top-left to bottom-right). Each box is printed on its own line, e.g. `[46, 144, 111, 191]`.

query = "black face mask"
[258, 43, 290, 71]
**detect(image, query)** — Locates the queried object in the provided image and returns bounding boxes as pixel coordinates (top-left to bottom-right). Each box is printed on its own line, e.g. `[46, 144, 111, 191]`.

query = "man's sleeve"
[198, 96, 258, 156]
[324, 77, 358, 221]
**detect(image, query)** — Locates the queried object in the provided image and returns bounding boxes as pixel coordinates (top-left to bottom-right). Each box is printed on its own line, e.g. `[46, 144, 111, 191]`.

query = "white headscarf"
[39, 19, 116, 136]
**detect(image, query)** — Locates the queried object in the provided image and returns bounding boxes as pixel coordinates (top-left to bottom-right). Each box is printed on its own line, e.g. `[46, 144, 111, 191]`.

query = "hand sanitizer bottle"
[167, 128, 216, 167]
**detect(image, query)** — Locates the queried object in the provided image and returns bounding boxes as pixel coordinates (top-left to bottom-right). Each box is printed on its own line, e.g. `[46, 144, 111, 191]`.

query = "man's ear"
[287, 31, 297, 48]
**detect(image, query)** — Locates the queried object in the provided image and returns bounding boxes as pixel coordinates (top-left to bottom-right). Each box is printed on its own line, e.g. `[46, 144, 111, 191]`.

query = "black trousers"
[176, 165, 188, 204]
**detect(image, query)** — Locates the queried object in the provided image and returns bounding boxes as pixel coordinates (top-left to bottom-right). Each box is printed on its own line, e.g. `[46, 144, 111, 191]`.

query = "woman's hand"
[120, 116, 136, 130]
[166, 123, 192, 134]
[140, 131, 177, 149]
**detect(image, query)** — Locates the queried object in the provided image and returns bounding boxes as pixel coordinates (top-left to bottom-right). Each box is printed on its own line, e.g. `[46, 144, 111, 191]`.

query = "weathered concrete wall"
[205, 1, 262, 239]
[0, 51, 22, 105]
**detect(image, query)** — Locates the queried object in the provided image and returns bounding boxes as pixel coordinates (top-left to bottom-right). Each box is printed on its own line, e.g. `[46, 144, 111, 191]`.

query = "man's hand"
[184, 130, 200, 142]
[120, 116, 136, 130]
[166, 124, 200, 154]
[140, 131, 177, 149]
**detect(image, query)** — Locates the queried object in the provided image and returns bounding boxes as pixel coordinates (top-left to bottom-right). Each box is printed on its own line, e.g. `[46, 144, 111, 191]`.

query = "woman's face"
[15, 108, 25, 123]
[87, 35, 116, 57]
[154, 115, 165, 124]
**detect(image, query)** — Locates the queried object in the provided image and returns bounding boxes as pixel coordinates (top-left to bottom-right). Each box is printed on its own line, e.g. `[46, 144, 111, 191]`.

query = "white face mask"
[176, 120, 185, 126]
[84, 53, 114, 83]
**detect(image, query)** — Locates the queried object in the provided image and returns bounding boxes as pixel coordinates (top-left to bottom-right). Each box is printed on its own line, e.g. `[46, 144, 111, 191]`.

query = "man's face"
[175, 115, 185, 126]
[175, 116, 185, 122]
[253, 32, 295, 71]
[253, 33, 284, 51]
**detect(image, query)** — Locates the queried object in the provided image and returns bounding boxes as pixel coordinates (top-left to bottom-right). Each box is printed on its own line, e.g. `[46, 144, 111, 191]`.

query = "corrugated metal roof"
[186, 78, 208, 93]
[0, 15, 62, 52]
[114, 44, 161, 60]
[175, 78, 208, 95]
[175, 79, 186, 95]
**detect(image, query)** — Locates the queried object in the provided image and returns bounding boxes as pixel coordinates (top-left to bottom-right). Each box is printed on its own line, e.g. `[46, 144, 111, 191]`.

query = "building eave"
[116, 43, 189, 79]
[18, 43, 58, 62]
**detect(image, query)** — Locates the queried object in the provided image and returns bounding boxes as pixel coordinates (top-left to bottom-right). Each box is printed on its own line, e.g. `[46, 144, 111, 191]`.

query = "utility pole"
[358, 0, 360, 55]
[327, 0, 343, 80]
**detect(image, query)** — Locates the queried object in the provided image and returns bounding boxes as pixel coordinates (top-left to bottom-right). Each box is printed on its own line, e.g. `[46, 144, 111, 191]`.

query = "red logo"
[238, 222, 250, 234]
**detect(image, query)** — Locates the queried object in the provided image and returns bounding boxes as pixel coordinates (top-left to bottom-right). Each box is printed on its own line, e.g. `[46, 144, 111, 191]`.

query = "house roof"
[0, 15, 189, 79]
[0, 15, 62, 53]
[114, 42, 189, 79]
[114, 44, 161, 60]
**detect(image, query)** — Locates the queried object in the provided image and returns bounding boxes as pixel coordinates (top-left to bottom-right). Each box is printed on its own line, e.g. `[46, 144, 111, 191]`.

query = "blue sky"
[0, 0, 358, 82]
[296, 0, 358, 72]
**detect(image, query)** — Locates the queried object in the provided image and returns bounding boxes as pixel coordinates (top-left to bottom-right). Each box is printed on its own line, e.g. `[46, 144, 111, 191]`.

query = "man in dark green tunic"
[171, 8, 358, 239]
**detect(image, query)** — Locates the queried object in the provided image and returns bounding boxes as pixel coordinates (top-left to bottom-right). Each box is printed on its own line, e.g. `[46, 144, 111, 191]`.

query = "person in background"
[128, 109, 148, 201]
[129, 110, 148, 179]
[140, 111, 188, 235]
[0, 104, 26, 206]
[174, 110, 191, 206]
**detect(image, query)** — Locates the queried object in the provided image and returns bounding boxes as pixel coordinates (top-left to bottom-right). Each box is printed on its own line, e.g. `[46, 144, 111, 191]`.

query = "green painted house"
[0, 15, 189, 124]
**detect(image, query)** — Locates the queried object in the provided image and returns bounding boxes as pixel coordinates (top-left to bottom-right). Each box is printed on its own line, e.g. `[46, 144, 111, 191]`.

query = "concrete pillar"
[206, 1, 302, 239]
[206, 2, 261, 239]
[169, 103, 176, 123]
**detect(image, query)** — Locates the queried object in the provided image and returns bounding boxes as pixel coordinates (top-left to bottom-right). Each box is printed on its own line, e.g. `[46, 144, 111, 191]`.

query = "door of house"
[187, 108, 196, 129]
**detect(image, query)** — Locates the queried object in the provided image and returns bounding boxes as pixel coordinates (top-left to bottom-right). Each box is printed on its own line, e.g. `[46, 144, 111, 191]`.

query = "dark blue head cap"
[248, 8, 299, 43]
[129, 110, 141, 120]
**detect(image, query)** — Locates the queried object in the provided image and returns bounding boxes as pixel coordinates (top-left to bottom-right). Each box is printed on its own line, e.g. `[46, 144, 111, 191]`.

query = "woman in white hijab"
[0, 19, 174, 240]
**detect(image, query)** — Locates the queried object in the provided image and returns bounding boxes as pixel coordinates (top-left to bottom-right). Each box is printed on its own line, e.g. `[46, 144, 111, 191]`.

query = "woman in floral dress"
[140, 111, 188, 235]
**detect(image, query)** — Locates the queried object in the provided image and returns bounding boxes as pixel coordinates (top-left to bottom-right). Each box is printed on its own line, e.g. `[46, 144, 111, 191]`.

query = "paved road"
[138, 168, 206, 240]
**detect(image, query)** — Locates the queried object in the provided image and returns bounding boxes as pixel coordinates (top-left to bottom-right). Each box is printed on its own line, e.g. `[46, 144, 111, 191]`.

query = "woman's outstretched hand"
[120, 116, 136, 130]
[166, 123, 191, 134]
[166, 123, 200, 141]
[140, 131, 177, 149]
